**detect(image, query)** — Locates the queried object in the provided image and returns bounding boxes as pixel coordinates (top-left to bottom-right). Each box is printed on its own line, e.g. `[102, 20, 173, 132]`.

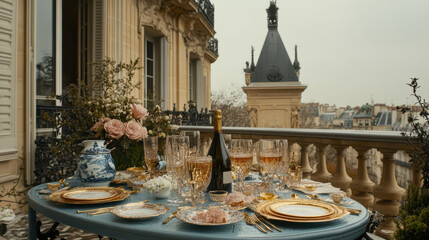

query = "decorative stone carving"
[291, 107, 300, 128]
[138, 0, 173, 37]
[249, 108, 258, 127]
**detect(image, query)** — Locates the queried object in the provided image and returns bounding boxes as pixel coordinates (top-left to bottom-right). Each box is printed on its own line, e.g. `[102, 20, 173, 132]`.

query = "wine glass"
[143, 136, 158, 177]
[186, 155, 212, 206]
[230, 139, 253, 193]
[257, 139, 286, 194]
[275, 140, 290, 194]
[165, 135, 189, 205]
[180, 131, 200, 157]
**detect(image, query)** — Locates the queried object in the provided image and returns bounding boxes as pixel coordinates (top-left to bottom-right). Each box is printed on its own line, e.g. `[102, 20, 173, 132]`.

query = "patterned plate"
[176, 206, 244, 226]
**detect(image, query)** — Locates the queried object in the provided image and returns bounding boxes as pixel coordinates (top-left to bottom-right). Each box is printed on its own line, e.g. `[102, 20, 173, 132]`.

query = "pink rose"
[125, 120, 148, 140]
[131, 104, 148, 120]
[90, 121, 102, 132]
[104, 119, 125, 139]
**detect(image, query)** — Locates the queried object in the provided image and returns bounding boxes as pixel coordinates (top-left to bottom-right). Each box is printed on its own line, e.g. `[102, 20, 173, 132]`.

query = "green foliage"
[398, 78, 429, 189]
[395, 184, 429, 240]
[49, 58, 174, 171]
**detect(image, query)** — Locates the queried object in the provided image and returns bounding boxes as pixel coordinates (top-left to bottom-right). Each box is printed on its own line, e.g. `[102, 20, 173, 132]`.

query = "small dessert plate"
[111, 203, 168, 220]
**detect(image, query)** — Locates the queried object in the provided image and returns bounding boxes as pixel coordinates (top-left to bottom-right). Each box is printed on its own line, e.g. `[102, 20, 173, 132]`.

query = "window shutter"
[0, 0, 17, 155]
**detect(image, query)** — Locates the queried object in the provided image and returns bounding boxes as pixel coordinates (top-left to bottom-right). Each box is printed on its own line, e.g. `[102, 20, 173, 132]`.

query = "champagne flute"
[165, 135, 189, 205]
[275, 140, 290, 194]
[186, 155, 212, 206]
[257, 139, 286, 194]
[180, 131, 200, 157]
[143, 136, 158, 177]
[230, 139, 253, 193]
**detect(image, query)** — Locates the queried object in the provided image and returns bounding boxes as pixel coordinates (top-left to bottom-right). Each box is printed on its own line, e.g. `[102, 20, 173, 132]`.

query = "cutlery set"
[243, 212, 281, 233]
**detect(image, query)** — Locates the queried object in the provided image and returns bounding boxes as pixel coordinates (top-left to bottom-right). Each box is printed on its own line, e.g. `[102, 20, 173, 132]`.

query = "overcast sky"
[210, 0, 429, 107]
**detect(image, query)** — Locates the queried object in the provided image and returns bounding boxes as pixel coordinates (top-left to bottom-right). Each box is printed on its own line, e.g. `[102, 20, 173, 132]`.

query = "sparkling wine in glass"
[258, 139, 286, 194]
[186, 156, 212, 205]
[230, 139, 253, 193]
[143, 136, 158, 177]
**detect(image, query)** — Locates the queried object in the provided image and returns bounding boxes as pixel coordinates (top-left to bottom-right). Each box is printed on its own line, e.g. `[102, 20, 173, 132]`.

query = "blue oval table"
[28, 183, 369, 240]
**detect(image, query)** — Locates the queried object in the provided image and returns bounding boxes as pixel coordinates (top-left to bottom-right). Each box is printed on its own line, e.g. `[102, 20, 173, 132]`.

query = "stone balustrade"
[179, 126, 416, 239]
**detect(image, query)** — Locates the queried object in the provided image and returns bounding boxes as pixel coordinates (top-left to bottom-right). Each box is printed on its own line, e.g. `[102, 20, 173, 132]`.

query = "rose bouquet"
[51, 58, 175, 171]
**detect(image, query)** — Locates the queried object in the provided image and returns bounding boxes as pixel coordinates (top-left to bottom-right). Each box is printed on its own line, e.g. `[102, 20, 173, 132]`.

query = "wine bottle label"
[223, 171, 232, 184]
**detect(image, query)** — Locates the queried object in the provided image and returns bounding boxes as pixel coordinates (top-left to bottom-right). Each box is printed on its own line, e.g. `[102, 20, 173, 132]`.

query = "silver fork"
[250, 213, 273, 232]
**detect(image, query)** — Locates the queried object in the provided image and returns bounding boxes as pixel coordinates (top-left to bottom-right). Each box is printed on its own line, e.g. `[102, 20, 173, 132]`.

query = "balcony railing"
[208, 38, 218, 56]
[178, 125, 417, 239]
[194, 0, 214, 28]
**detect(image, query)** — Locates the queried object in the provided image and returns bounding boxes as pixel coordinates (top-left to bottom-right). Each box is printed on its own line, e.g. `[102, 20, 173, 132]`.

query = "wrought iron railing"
[208, 38, 218, 56]
[165, 103, 213, 126]
[194, 0, 214, 28]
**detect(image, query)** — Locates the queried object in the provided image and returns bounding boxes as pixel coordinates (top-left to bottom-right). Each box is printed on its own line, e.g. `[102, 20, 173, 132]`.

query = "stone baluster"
[330, 146, 352, 196]
[349, 148, 375, 208]
[311, 144, 332, 183]
[299, 143, 312, 179]
[373, 149, 406, 239]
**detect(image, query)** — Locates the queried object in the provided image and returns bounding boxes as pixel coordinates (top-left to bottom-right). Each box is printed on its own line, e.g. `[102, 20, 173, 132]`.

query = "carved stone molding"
[137, 0, 173, 37]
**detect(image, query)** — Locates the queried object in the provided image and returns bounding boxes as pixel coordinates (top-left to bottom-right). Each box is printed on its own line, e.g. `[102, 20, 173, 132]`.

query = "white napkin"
[299, 179, 345, 194]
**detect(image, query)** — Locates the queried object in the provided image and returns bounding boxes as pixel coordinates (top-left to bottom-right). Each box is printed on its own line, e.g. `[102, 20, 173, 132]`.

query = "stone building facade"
[1, 0, 217, 212]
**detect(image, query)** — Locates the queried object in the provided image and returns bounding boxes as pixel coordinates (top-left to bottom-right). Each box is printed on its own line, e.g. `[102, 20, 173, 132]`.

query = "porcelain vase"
[76, 140, 116, 186]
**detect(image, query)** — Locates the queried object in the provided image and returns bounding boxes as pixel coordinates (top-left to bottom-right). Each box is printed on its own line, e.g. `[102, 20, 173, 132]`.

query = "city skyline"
[210, 0, 429, 107]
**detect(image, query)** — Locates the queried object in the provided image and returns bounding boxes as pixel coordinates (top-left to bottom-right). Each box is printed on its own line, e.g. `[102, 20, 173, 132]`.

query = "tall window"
[189, 59, 197, 102]
[145, 35, 167, 109]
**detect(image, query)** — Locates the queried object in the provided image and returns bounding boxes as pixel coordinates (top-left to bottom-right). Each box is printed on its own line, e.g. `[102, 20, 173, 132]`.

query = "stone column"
[330, 146, 352, 196]
[349, 148, 375, 208]
[373, 150, 406, 239]
[311, 144, 332, 183]
[299, 143, 312, 179]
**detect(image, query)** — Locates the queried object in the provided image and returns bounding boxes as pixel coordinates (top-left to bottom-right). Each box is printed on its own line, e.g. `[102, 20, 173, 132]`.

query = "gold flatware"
[76, 200, 148, 214]
[254, 212, 282, 232]
[345, 208, 361, 215]
[250, 213, 272, 232]
[162, 211, 177, 224]
[243, 212, 267, 233]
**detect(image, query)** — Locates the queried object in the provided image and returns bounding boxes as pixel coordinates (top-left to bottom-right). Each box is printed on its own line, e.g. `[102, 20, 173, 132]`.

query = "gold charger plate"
[61, 188, 118, 201]
[111, 203, 169, 220]
[50, 187, 130, 204]
[256, 199, 349, 223]
[268, 201, 335, 218]
[176, 206, 244, 226]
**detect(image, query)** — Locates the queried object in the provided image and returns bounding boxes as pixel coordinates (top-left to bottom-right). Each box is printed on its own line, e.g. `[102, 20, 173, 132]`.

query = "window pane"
[147, 60, 153, 76]
[36, 0, 55, 97]
[147, 41, 153, 58]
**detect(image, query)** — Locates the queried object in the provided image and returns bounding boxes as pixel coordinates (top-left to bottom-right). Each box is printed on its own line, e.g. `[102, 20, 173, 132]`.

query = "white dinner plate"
[111, 203, 168, 220]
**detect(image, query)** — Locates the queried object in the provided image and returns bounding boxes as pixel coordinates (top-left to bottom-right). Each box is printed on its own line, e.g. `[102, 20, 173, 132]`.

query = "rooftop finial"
[293, 45, 301, 71]
[267, 1, 278, 29]
[250, 46, 255, 71]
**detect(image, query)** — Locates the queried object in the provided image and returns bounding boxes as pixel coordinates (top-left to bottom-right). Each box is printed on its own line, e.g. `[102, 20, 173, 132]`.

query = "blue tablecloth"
[28, 182, 369, 240]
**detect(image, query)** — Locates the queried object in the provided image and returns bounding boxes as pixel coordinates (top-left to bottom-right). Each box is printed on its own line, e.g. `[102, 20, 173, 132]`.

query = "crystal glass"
[257, 139, 286, 194]
[275, 140, 290, 193]
[143, 136, 158, 177]
[186, 155, 212, 206]
[223, 134, 232, 150]
[230, 139, 253, 193]
[165, 135, 189, 205]
[180, 131, 200, 157]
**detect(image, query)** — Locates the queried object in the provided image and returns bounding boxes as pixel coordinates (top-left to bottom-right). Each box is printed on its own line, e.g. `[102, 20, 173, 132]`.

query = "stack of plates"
[255, 199, 349, 223]
[49, 187, 130, 204]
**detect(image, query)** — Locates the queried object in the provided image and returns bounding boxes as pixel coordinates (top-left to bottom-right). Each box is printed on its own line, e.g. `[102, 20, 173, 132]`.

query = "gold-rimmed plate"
[269, 201, 335, 218]
[176, 206, 244, 226]
[256, 199, 349, 223]
[61, 188, 118, 201]
[111, 203, 169, 220]
[49, 187, 130, 204]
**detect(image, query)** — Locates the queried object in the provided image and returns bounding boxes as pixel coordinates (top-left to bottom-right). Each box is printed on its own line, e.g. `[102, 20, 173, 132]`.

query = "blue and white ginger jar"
[76, 140, 116, 186]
